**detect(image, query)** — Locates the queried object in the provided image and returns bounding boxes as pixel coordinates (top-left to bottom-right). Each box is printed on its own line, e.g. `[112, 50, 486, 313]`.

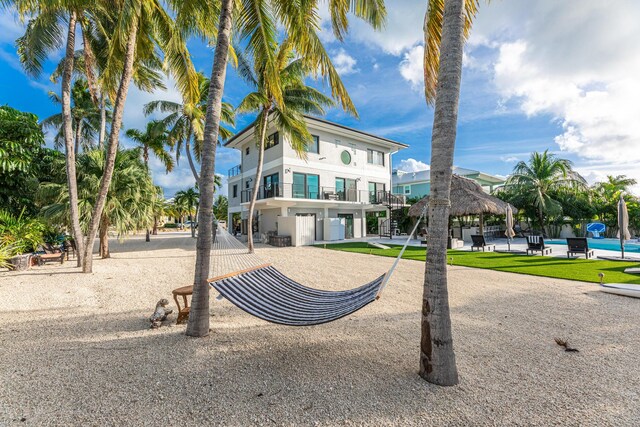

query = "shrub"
[0, 209, 45, 254]
[163, 223, 178, 229]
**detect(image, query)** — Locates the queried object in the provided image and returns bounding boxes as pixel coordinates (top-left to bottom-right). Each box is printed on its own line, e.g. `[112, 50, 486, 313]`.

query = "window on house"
[367, 149, 385, 166]
[336, 178, 357, 201]
[266, 132, 279, 150]
[368, 182, 386, 203]
[245, 146, 250, 156]
[245, 180, 250, 189]
[404, 185, 411, 195]
[263, 173, 279, 198]
[305, 135, 319, 154]
[232, 184, 238, 198]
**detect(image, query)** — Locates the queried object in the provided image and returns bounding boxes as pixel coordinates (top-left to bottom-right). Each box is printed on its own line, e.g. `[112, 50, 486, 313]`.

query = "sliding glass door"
[336, 178, 357, 201]
[293, 173, 319, 199]
[263, 173, 279, 198]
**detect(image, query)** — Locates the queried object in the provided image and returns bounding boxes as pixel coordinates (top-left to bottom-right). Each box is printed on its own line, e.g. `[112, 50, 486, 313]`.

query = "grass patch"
[315, 242, 640, 285]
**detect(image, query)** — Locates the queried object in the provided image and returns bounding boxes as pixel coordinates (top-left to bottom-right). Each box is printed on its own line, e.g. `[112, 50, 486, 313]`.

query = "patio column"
[361, 208, 367, 237]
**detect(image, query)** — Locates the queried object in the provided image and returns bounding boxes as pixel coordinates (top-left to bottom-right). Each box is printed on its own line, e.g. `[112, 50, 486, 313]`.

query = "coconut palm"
[174, 187, 200, 238]
[42, 79, 103, 153]
[143, 72, 235, 184]
[38, 149, 156, 258]
[183, 0, 387, 338]
[125, 121, 174, 173]
[237, 40, 336, 252]
[213, 195, 228, 223]
[506, 150, 586, 236]
[420, 0, 484, 386]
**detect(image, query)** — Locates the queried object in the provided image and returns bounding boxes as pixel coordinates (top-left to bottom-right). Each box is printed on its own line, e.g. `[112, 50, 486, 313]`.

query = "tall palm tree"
[174, 187, 200, 238]
[38, 149, 156, 258]
[77, 0, 199, 273]
[506, 150, 586, 236]
[420, 0, 482, 386]
[184, 0, 387, 338]
[42, 79, 103, 153]
[237, 40, 335, 252]
[125, 121, 174, 173]
[143, 72, 235, 185]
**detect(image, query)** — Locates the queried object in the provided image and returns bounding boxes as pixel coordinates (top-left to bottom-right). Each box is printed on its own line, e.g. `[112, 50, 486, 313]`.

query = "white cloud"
[398, 45, 423, 89]
[0, 11, 25, 44]
[396, 158, 429, 173]
[332, 48, 358, 75]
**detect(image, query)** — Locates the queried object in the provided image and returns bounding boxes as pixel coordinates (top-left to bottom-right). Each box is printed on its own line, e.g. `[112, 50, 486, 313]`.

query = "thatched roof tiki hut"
[408, 175, 517, 236]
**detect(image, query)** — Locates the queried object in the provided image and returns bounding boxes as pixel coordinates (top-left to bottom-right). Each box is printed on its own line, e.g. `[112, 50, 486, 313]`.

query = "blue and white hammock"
[208, 210, 424, 327]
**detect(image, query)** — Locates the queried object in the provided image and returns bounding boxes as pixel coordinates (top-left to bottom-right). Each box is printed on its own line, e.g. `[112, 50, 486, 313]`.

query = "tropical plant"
[505, 150, 586, 236]
[0, 106, 47, 216]
[144, 72, 235, 184]
[213, 195, 228, 223]
[0, 243, 17, 269]
[43, 79, 103, 153]
[125, 120, 174, 172]
[150, 189, 169, 235]
[184, 0, 386, 337]
[0, 209, 46, 254]
[175, 187, 200, 238]
[421, 0, 484, 386]
[237, 40, 336, 252]
[38, 149, 156, 258]
[592, 175, 637, 235]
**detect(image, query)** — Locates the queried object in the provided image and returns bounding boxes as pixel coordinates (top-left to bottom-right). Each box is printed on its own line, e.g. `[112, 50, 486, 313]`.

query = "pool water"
[546, 238, 640, 253]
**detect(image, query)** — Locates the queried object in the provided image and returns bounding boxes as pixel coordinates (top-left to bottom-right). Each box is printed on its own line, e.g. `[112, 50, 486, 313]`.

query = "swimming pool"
[546, 238, 640, 253]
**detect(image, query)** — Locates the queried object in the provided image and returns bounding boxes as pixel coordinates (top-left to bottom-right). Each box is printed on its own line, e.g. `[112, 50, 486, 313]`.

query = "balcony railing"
[241, 183, 388, 204]
[228, 164, 242, 178]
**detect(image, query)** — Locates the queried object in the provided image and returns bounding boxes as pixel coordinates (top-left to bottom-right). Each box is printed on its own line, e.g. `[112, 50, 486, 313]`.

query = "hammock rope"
[209, 207, 426, 326]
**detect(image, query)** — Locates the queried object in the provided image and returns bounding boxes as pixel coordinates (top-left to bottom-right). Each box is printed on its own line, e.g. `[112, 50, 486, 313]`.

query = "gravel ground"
[1, 232, 639, 426]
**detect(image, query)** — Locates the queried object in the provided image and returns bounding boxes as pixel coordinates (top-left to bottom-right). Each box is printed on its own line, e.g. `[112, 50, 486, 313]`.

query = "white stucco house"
[225, 116, 408, 245]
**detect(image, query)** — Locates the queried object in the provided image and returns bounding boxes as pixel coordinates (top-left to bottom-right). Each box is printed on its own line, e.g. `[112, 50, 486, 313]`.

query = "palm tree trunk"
[186, 0, 234, 338]
[74, 121, 81, 154]
[99, 215, 110, 258]
[61, 11, 85, 268]
[99, 94, 106, 149]
[81, 21, 139, 273]
[185, 124, 200, 185]
[247, 111, 269, 253]
[538, 209, 547, 237]
[420, 0, 464, 386]
[192, 205, 198, 238]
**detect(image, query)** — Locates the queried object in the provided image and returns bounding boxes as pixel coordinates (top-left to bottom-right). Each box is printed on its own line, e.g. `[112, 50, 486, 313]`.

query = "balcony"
[241, 183, 383, 204]
[228, 164, 242, 178]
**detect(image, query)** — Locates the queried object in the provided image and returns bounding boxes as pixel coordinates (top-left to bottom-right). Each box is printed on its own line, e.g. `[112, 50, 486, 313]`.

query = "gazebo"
[408, 174, 517, 237]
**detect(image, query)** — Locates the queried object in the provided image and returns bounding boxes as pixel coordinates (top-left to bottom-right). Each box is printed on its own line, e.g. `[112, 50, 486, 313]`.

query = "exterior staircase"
[377, 191, 405, 239]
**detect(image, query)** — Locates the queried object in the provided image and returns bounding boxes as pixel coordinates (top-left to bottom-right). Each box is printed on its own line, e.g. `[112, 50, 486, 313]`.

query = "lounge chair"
[526, 235, 552, 256]
[63, 240, 76, 260]
[566, 237, 595, 259]
[471, 235, 495, 252]
[43, 243, 63, 254]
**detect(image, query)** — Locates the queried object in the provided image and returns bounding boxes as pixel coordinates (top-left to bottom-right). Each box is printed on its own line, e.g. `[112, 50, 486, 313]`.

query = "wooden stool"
[172, 285, 193, 324]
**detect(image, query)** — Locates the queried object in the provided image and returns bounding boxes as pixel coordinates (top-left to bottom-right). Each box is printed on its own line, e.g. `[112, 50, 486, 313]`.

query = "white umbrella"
[505, 204, 516, 251]
[617, 194, 631, 258]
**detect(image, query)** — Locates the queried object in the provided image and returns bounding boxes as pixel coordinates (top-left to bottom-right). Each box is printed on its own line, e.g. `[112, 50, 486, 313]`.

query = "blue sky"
[2, 0, 640, 197]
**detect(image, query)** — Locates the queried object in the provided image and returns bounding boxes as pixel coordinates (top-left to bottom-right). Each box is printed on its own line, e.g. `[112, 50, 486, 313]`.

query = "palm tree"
[592, 175, 636, 235]
[151, 188, 169, 235]
[175, 187, 200, 238]
[213, 195, 228, 223]
[237, 40, 336, 252]
[125, 121, 174, 173]
[420, 0, 482, 386]
[143, 72, 235, 185]
[184, 0, 387, 338]
[42, 79, 103, 153]
[77, 0, 199, 273]
[506, 150, 586, 236]
[38, 149, 156, 258]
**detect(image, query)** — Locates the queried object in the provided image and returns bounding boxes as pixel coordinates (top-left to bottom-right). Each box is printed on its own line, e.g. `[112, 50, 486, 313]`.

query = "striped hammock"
[209, 207, 425, 326]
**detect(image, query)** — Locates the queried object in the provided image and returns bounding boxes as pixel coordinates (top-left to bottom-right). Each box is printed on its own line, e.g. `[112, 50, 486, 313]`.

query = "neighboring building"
[226, 116, 407, 243]
[392, 167, 505, 199]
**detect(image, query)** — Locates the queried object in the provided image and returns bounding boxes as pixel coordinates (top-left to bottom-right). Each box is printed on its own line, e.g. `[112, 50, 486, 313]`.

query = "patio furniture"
[471, 235, 495, 252]
[172, 285, 193, 324]
[268, 235, 291, 247]
[526, 235, 552, 256]
[36, 252, 65, 265]
[43, 243, 63, 254]
[63, 240, 76, 260]
[566, 237, 595, 259]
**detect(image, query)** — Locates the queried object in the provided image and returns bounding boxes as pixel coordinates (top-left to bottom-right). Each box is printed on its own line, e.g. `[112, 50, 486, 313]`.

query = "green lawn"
[315, 242, 640, 285]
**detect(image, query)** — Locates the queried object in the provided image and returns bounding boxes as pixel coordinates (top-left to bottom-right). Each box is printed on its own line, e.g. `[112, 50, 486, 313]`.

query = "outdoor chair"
[566, 237, 595, 259]
[42, 243, 63, 254]
[63, 240, 76, 260]
[526, 235, 552, 256]
[471, 234, 495, 252]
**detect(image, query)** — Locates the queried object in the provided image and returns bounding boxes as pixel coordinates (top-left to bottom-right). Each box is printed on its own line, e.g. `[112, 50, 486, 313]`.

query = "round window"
[341, 150, 352, 165]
